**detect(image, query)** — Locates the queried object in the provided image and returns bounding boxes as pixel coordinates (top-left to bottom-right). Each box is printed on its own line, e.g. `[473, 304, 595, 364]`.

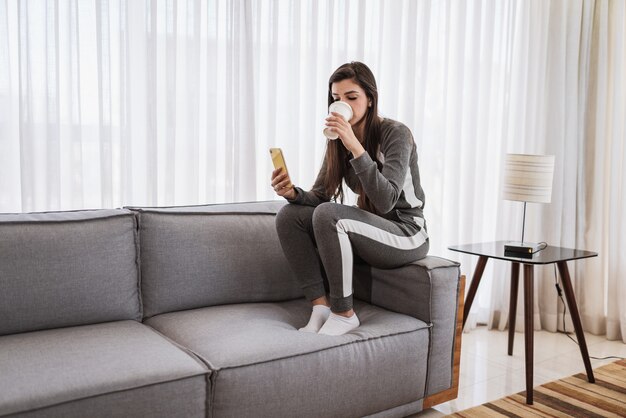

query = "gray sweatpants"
[275, 202, 429, 312]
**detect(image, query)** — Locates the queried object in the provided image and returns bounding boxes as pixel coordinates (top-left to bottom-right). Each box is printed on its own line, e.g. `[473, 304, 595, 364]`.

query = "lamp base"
[504, 241, 542, 258]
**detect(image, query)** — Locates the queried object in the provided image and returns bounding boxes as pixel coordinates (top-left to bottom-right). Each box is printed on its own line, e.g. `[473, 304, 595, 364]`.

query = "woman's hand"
[271, 168, 296, 200]
[325, 112, 365, 157]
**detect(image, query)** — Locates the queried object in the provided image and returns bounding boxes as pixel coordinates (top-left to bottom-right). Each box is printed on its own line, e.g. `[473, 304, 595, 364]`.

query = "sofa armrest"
[354, 255, 462, 396]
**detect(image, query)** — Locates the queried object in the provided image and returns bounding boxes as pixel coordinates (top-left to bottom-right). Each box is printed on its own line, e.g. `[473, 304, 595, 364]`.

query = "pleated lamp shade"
[502, 154, 555, 204]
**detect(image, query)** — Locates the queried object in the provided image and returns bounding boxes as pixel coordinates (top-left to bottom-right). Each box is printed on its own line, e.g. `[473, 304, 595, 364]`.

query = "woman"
[271, 62, 428, 336]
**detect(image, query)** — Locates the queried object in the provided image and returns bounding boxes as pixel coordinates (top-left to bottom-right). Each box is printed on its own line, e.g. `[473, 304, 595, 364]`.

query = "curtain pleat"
[145, 0, 157, 204]
[204, 0, 216, 202]
[68, 0, 83, 208]
[183, 0, 200, 204]
[96, 0, 112, 208]
[45, 0, 60, 209]
[607, 0, 626, 342]
[119, 0, 131, 204]
[17, 0, 32, 209]
[0, 0, 19, 210]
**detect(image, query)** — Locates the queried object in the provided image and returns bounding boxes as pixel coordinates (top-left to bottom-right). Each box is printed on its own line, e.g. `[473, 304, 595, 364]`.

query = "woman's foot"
[298, 305, 331, 333]
[318, 312, 360, 336]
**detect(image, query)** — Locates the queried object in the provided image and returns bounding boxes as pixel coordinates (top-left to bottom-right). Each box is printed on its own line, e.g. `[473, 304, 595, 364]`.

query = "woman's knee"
[275, 204, 298, 231]
[416, 238, 430, 260]
[275, 203, 311, 235]
[312, 202, 342, 231]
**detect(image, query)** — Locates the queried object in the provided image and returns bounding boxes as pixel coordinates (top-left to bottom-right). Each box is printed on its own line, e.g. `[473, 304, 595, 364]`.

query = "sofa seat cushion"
[145, 299, 431, 418]
[0, 321, 208, 416]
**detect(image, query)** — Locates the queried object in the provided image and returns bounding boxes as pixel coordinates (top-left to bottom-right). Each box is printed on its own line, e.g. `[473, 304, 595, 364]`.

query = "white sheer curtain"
[0, 0, 624, 341]
[0, 0, 260, 210]
[581, 0, 626, 342]
[470, 0, 626, 345]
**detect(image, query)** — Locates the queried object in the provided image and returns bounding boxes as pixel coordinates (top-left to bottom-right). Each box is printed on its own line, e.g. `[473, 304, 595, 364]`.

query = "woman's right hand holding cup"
[271, 168, 296, 200]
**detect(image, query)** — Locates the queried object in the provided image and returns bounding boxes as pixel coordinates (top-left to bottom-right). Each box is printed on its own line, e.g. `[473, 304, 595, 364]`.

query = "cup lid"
[329, 101, 353, 119]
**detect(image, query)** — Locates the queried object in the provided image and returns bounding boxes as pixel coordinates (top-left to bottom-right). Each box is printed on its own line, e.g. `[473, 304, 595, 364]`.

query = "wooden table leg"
[523, 264, 534, 405]
[556, 261, 595, 383]
[508, 262, 520, 356]
[462, 256, 489, 328]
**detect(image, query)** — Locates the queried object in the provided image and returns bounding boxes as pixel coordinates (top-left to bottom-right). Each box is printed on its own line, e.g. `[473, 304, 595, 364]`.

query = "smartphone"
[269, 148, 293, 189]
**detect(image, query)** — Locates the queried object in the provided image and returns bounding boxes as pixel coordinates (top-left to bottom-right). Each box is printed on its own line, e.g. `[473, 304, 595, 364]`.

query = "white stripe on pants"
[336, 218, 429, 297]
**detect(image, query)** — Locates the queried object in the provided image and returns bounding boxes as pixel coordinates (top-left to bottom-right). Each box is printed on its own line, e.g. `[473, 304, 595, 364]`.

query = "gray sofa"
[0, 201, 462, 418]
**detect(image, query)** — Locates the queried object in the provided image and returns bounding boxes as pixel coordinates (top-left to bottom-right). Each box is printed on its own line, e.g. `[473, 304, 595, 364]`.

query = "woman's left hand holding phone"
[271, 168, 296, 200]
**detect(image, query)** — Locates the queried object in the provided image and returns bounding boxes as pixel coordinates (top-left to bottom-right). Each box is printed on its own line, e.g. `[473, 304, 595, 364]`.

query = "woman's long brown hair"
[324, 62, 383, 214]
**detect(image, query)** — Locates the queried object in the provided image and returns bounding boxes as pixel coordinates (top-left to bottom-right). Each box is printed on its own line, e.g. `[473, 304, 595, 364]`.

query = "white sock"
[318, 312, 360, 336]
[299, 305, 331, 333]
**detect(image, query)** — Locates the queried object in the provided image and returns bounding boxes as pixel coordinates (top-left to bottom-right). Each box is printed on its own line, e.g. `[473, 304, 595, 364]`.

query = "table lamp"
[501, 153, 555, 256]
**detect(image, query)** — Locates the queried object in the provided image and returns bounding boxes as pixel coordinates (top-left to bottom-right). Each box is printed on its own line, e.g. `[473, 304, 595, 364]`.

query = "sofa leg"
[422, 274, 466, 409]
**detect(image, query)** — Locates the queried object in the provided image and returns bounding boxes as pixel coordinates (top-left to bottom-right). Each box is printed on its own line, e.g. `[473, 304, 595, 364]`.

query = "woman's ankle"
[333, 309, 355, 318]
[311, 295, 330, 307]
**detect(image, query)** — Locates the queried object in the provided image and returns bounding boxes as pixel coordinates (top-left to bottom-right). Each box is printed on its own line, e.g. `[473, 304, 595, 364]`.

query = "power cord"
[533, 242, 548, 254]
[553, 264, 624, 361]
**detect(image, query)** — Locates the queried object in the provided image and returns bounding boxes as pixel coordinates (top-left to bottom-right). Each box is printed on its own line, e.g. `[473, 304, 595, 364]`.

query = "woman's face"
[331, 79, 370, 126]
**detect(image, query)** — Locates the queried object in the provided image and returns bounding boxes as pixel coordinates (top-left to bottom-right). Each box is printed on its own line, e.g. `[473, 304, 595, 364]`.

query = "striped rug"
[447, 359, 626, 417]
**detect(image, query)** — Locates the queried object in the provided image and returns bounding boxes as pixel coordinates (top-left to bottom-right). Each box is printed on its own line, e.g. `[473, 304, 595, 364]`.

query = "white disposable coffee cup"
[323, 101, 353, 140]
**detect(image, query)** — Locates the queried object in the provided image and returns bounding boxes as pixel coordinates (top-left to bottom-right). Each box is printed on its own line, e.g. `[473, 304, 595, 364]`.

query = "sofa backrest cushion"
[0, 209, 141, 336]
[132, 201, 303, 318]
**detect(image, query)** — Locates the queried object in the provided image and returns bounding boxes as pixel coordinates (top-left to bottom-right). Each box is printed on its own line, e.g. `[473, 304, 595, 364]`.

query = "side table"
[448, 241, 598, 405]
